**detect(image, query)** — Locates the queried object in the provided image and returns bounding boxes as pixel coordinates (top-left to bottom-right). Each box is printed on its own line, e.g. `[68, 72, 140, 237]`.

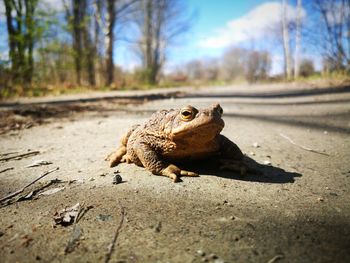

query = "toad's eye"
[181, 109, 193, 121]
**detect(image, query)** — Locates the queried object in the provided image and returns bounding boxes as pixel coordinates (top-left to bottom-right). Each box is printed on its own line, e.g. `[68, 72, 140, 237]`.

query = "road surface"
[0, 83, 349, 262]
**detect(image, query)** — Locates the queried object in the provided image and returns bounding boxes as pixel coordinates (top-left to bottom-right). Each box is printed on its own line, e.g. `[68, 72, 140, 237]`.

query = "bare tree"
[294, 0, 302, 79]
[220, 46, 271, 83]
[105, 0, 116, 86]
[66, 0, 85, 85]
[282, 0, 292, 80]
[314, 0, 350, 72]
[64, 0, 98, 86]
[246, 50, 271, 82]
[299, 58, 315, 77]
[220, 47, 246, 81]
[135, 0, 192, 85]
[4, 0, 38, 84]
[94, 0, 138, 86]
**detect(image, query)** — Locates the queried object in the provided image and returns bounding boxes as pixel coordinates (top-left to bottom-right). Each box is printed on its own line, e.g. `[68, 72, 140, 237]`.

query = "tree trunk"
[282, 0, 292, 80]
[73, 0, 83, 85]
[4, 0, 17, 78]
[4, 0, 38, 85]
[81, 0, 95, 86]
[105, 0, 116, 86]
[24, 0, 37, 83]
[294, 0, 302, 79]
[144, 0, 154, 84]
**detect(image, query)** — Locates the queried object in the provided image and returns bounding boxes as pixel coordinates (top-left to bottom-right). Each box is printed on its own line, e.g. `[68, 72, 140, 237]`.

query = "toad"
[107, 104, 247, 182]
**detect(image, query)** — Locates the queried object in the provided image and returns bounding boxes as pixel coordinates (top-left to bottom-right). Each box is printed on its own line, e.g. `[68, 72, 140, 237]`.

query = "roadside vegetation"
[0, 0, 349, 98]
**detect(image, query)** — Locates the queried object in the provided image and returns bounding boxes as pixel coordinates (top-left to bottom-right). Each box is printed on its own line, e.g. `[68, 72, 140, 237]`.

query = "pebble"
[197, 250, 205, 256]
[252, 142, 260, 148]
[113, 174, 123, 184]
[88, 177, 95, 181]
[249, 151, 255, 156]
[263, 160, 271, 165]
[317, 197, 324, 202]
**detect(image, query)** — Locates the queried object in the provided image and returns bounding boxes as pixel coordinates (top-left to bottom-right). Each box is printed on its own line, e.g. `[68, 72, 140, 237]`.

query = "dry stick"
[0, 167, 59, 203]
[0, 151, 19, 157]
[104, 206, 126, 263]
[279, 133, 329, 156]
[0, 167, 14, 173]
[0, 151, 40, 162]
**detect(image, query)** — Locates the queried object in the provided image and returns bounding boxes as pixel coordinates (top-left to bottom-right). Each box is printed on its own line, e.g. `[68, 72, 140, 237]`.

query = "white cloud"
[199, 1, 306, 49]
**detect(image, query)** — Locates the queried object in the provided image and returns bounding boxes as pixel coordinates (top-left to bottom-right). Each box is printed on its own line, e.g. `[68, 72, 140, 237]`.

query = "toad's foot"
[219, 159, 247, 176]
[107, 146, 127, 167]
[161, 164, 199, 183]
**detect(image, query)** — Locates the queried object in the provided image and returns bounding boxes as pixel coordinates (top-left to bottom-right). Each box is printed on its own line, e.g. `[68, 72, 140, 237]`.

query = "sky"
[115, 0, 311, 74]
[0, 0, 317, 75]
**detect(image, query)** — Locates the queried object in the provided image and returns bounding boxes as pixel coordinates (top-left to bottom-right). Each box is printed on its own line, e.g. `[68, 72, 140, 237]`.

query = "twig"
[104, 206, 126, 263]
[267, 254, 284, 263]
[0, 167, 14, 173]
[0, 151, 40, 162]
[0, 151, 19, 157]
[279, 133, 329, 156]
[64, 225, 83, 254]
[0, 167, 59, 203]
[75, 204, 94, 224]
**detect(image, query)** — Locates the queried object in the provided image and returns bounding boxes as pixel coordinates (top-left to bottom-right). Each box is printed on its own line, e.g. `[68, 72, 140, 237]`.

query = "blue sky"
[115, 0, 310, 74]
[115, 0, 278, 70]
[0, 0, 317, 74]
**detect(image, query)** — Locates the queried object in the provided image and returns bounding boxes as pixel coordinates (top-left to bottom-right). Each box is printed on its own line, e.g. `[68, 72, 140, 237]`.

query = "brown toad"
[107, 104, 246, 182]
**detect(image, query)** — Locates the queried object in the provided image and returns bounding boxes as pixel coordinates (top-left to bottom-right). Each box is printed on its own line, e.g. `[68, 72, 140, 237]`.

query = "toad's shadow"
[179, 156, 302, 184]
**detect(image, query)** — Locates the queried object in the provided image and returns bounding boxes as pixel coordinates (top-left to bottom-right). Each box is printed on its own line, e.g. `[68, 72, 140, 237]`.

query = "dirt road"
[0, 83, 349, 262]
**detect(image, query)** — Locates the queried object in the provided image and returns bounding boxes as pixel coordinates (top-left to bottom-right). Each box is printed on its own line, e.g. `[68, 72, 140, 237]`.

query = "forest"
[0, 0, 349, 97]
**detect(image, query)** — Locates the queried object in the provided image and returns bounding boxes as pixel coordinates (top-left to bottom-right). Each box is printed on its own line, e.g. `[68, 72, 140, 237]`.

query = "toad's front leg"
[134, 142, 198, 182]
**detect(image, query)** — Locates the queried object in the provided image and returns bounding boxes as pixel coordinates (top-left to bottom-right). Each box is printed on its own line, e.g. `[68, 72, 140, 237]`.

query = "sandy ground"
[0, 83, 350, 263]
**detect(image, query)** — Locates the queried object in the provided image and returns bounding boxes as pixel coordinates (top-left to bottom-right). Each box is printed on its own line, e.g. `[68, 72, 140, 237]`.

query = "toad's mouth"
[172, 122, 224, 136]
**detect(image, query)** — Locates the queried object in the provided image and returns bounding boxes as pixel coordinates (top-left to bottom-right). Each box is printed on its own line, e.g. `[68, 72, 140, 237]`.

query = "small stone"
[113, 174, 123, 184]
[154, 222, 162, 233]
[99, 173, 107, 177]
[208, 253, 218, 260]
[197, 250, 205, 256]
[263, 160, 271, 165]
[317, 197, 324, 202]
[229, 216, 235, 220]
[252, 142, 260, 148]
[88, 177, 95, 181]
[249, 151, 255, 156]
[97, 214, 112, 222]
[324, 131, 328, 134]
